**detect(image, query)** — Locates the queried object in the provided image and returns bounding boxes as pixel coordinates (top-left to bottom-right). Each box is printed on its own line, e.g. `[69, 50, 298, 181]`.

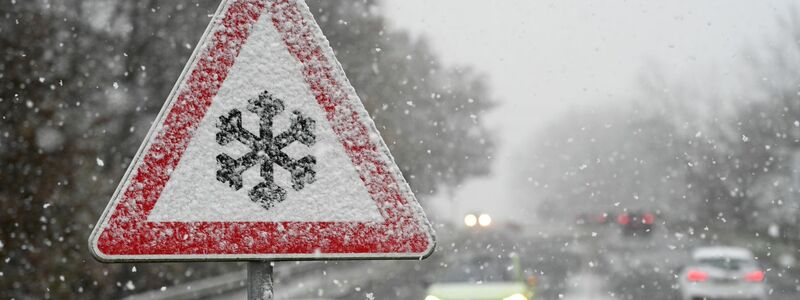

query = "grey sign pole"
[247, 261, 274, 300]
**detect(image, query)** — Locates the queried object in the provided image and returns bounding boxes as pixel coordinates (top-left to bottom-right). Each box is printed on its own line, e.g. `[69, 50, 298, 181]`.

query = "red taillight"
[617, 214, 630, 225]
[745, 271, 764, 282]
[643, 213, 655, 225]
[687, 270, 708, 282]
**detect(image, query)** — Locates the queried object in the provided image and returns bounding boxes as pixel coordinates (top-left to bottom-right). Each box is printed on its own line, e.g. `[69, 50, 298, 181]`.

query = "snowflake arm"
[216, 109, 258, 148]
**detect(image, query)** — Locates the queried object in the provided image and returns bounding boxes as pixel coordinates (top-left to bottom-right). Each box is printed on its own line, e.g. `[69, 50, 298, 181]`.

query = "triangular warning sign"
[89, 0, 435, 261]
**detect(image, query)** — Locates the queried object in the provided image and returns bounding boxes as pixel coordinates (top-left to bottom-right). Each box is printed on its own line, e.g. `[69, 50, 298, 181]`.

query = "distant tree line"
[517, 9, 800, 255]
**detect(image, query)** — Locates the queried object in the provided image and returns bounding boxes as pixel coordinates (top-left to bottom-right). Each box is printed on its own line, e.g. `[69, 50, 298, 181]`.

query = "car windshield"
[696, 258, 753, 271]
[441, 259, 516, 283]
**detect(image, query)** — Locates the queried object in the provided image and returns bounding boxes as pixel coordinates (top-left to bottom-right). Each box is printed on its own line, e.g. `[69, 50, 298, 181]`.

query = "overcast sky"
[382, 0, 791, 225]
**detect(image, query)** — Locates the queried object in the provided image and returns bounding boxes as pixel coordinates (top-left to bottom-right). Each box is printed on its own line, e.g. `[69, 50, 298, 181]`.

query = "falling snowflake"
[215, 90, 317, 210]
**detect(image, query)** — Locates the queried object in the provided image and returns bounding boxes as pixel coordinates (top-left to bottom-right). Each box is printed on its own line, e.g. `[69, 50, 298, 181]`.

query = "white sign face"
[89, 0, 434, 262]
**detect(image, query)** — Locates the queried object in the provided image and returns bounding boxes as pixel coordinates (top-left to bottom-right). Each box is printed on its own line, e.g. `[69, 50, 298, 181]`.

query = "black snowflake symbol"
[215, 90, 317, 210]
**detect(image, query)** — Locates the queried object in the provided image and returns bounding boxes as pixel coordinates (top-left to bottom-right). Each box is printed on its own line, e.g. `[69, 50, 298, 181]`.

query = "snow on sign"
[89, 0, 435, 261]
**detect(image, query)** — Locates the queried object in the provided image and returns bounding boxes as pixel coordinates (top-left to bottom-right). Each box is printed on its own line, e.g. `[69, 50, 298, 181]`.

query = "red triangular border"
[89, 0, 434, 261]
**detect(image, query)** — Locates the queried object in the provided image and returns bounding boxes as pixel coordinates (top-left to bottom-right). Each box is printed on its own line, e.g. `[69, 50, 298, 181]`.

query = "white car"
[679, 246, 767, 300]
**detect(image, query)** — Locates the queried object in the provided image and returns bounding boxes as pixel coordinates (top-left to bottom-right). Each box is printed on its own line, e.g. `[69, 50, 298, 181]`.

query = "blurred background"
[2, 0, 800, 299]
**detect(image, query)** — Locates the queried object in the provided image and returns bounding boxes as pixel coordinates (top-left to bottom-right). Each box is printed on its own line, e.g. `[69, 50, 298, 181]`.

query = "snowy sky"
[383, 0, 790, 225]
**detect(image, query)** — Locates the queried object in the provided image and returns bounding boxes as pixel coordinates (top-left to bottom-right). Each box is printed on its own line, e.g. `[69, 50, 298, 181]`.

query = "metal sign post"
[247, 261, 274, 300]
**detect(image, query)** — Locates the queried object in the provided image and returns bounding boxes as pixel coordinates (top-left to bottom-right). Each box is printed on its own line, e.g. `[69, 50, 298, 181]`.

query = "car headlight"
[425, 295, 442, 300]
[502, 293, 527, 300]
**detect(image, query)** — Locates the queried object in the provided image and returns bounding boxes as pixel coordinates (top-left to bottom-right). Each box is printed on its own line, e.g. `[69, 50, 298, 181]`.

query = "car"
[679, 246, 767, 300]
[425, 254, 536, 300]
[575, 212, 614, 226]
[616, 211, 655, 236]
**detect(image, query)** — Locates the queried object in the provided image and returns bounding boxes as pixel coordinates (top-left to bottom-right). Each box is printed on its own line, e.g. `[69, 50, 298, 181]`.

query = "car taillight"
[687, 270, 708, 282]
[643, 213, 655, 225]
[745, 271, 764, 282]
[617, 214, 630, 225]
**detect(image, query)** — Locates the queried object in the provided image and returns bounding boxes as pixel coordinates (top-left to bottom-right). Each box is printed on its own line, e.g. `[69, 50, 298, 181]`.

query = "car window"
[696, 258, 753, 271]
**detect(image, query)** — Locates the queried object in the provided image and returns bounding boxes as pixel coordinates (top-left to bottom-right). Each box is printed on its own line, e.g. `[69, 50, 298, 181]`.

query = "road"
[306, 223, 800, 300]
[124, 222, 800, 299]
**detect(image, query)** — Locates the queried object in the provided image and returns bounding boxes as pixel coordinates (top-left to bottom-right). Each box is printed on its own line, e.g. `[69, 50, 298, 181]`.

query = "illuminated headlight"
[425, 295, 442, 300]
[502, 293, 527, 300]
[478, 213, 492, 227]
[464, 214, 478, 227]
